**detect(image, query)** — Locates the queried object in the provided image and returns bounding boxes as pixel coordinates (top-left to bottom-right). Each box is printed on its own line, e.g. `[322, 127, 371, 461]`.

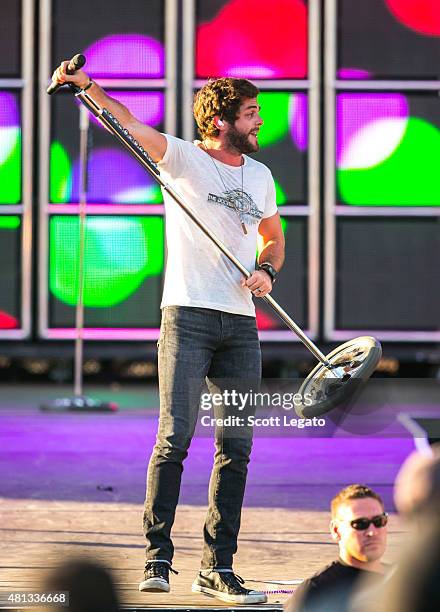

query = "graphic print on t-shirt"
[207, 189, 263, 226]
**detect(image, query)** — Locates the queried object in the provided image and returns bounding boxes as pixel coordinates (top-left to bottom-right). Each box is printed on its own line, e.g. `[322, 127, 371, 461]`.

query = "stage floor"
[0, 381, 433, 608]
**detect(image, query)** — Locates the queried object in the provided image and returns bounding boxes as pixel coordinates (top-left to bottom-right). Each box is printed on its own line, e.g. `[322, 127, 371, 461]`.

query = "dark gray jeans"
[142, 305, 261, 569]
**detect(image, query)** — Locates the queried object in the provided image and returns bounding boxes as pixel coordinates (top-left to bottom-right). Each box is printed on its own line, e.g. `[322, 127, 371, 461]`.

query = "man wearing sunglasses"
[285, 484, 389, 612]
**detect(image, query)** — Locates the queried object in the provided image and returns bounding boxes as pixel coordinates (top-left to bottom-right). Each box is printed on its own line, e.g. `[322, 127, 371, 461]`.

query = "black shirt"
[284, 559, 384, 612]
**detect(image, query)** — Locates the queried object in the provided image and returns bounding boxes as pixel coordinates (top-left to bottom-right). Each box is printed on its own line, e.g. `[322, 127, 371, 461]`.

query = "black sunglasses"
[350, 513, 388, 531]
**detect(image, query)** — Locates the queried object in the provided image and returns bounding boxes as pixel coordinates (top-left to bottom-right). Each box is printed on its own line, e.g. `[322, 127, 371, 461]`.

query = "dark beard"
[225, 125, 259, 154]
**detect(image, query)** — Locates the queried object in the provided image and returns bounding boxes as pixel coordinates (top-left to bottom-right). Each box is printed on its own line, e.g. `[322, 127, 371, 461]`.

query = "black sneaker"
[138, 561, 178, 593]
[192, 570, 267, 604]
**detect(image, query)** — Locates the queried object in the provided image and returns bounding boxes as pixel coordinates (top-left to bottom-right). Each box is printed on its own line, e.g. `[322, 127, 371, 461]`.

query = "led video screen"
[336, 218, 440, 330]
[0, 0, 21, 77]
[196, 0, 308, 79]
[48, 215, 164, 328]
[337, 0, 440, 80]
[52, 0, 165, 78]
[250, 92, 308, 205]
[0, 91, 22, 205]
[0, 217, 21, 330]
[192, 91, 308, 204]
[255, 216, 308, 330]
[50, 90, 165, 204]
[336, 92, 440, 206]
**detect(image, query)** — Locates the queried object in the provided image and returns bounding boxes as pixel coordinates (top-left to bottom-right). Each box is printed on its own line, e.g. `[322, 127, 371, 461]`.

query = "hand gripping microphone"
[47, 53, 86, 95]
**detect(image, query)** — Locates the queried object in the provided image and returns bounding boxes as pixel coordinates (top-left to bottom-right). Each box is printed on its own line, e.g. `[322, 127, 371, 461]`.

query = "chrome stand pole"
[74, 87, 331, 368]
[73, 104, 89, 396]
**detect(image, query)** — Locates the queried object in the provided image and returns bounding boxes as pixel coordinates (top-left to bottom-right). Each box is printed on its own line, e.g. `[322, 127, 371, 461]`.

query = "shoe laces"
[145, 561, 178, 579]
[221, 572, 247, 592]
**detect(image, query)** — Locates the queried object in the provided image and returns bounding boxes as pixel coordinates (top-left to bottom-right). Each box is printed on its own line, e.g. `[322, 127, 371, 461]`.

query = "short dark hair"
[193, 77, 260, 140]
[331, 484, 384, 518]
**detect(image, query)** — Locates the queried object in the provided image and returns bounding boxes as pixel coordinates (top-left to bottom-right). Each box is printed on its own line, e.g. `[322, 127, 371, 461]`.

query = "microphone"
[47, 53, 86, 95]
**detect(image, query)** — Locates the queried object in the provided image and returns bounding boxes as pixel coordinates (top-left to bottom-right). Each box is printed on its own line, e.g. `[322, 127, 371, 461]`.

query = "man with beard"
[52, 65, 284, 604]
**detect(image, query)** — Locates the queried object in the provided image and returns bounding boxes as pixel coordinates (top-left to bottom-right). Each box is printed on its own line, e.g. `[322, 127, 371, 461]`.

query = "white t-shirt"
[158, 135, 278, 317]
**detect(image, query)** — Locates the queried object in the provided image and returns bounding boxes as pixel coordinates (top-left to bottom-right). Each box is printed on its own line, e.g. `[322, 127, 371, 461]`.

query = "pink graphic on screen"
[256, 309, 278, 330]
[83, 34, 165, 78]
[0, 311, 18, 329]
[196, 0, 307, 79]
[385, 0, 440, 36]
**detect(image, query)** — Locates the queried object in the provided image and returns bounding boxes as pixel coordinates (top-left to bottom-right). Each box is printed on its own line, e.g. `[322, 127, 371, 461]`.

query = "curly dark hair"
[331, 484, 384, 517]
[193, 77, 260, 140]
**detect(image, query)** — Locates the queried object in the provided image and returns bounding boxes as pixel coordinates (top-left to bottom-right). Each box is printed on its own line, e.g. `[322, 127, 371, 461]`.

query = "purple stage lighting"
[83, 34, 165, 79]
[337, 68, 371, 80]
[290, 93, 308, 152]
[0, 92, 19, 127]
[84, 91, 164, 130]
[71, 148, 161, 204]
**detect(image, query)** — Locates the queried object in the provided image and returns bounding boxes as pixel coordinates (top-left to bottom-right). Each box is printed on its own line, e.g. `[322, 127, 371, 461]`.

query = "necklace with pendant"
[203, 145, 248, 235]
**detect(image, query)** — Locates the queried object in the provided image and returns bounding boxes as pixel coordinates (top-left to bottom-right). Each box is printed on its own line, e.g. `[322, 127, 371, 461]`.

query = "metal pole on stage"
[40, 105, 117, 412]
[74, 104, 89, 399]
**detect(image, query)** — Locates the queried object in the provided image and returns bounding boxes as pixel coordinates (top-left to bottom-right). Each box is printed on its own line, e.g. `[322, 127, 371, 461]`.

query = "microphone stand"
[40, 105, 117, 412]
[74, 104, 89, 398]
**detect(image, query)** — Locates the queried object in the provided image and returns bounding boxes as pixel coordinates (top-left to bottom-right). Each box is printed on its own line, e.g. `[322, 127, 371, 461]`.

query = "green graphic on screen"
[50, 216, 164, 307]
[0, 92, 21, 205]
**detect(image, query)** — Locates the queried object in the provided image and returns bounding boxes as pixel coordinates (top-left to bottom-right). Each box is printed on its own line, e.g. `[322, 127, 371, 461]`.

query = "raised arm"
[52, 61, 167, 162]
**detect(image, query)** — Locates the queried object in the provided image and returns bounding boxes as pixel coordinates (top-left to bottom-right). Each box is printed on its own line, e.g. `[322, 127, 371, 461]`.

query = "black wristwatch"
[258, 262, 278, 284]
